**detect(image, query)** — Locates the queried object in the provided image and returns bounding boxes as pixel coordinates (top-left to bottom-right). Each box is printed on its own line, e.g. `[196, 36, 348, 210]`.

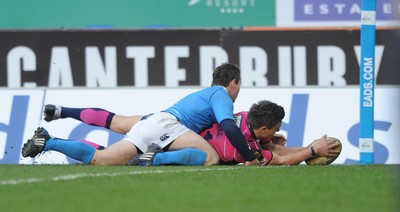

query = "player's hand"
[271, 134, 287, 146]
[244, 159, 260, 166]
[312, 135, 341, 157]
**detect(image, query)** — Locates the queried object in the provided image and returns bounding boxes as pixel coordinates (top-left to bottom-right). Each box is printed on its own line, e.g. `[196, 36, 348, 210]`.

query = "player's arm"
[261, 136, 319, 165]
[210, 91, 259, 165]
[219, 119, 259, 165]
[267, 135, 340, 165]
[268, 140, 338, 165]
[261, 134, 307, 156]
[264, 142, 308, 156]
[268, 148, 315, 165]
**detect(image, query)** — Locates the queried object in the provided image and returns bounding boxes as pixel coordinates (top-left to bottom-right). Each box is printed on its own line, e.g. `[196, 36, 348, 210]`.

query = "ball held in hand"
[305, 137, 342, 166]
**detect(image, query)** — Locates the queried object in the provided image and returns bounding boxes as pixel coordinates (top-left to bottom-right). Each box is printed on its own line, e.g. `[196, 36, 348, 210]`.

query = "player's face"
[230, 80, 241, 102]
[259, 121, 282, 139]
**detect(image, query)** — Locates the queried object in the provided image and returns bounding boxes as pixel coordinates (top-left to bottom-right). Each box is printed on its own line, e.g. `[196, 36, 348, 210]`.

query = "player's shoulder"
[205, 86, 232, 104]
[201, 85, 224, 92]
[196, 86, 225, 97]
[234, 111, 248, 122]
[233, 111, 249, 129]
[234, 111, 248, 117]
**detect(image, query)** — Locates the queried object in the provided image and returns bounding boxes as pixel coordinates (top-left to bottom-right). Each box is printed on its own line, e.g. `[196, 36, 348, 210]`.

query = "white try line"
[0, 167, 239, 185]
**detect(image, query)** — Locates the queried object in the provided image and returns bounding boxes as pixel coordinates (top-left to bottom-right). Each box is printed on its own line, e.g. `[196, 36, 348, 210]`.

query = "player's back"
[164, 86, 234, 133]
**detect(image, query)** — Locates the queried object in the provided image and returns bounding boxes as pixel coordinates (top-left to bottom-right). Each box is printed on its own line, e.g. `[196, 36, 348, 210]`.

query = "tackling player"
[22, 63, 261, 166]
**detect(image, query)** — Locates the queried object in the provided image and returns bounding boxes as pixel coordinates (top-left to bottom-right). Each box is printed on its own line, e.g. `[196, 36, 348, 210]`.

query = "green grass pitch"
[0, 165, 399, 212]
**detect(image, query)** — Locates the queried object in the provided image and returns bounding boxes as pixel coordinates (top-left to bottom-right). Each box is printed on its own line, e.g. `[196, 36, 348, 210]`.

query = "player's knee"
[90, 153, 108, 166]
[204, 151, 219, 166]
[90, 151, 126, 166]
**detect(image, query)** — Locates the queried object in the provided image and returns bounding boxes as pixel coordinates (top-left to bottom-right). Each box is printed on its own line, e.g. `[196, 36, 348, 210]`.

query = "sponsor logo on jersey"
[160, 133, 170, 141]
[234, 114, 242, 128]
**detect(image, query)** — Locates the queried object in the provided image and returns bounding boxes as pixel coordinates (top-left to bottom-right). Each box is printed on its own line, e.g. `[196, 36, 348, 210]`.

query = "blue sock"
[44, 138, 96, 164]
[152, 148, 207, 166]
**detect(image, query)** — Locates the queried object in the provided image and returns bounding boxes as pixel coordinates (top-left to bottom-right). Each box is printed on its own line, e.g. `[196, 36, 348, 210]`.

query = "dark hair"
[211, 63, 241, 86]
[246, 100, 285, 129]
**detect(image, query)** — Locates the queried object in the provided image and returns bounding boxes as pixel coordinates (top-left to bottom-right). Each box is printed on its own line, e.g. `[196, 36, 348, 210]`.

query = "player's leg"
[91, 139, 139, 165]
[166, 130, 219, 166]
[80, 139, 105, 150]
[43, 104, 142, 134]
[22, 127, 98, 164]
[22, 127, 139, 165]
[129, 112, 218, 166]
[148, 146, 208, 166]
[109, 115, 142, 134]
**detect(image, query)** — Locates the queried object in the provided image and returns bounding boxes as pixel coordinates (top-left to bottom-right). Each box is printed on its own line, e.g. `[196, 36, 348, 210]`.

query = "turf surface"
[0, 165, 399, 212]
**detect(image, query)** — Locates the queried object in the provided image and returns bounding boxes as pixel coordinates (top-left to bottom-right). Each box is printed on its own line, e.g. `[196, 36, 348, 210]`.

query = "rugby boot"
[21, 127, 50, 158]
[43, 104, 61, 122]
[139, 143, 162, 166]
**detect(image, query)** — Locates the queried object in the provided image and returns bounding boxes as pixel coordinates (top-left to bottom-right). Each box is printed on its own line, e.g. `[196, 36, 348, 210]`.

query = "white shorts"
[124, 112, 190, 152]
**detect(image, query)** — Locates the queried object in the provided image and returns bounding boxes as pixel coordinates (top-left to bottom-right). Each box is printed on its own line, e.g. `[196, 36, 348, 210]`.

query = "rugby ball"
[305, 137, 342, 166]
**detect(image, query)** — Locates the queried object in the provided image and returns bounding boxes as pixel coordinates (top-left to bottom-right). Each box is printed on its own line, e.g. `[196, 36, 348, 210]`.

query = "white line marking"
[0, 167, 238, 185]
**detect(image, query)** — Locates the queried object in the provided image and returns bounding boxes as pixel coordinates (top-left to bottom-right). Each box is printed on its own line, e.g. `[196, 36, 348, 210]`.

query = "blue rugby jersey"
[163, 86, 234, 133]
